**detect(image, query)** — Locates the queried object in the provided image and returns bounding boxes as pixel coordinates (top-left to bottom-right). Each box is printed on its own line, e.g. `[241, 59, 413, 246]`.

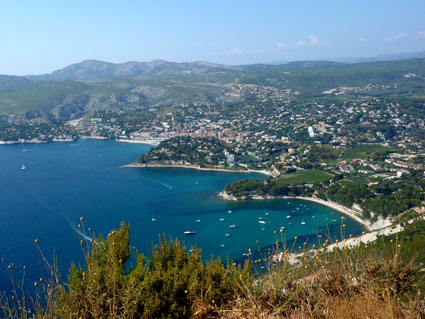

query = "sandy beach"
[218, 191, 394, 231]
[275, 223, 404, 265]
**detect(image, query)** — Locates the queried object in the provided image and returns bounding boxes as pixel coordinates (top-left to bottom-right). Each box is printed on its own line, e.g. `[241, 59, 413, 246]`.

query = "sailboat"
[21, 164, 26, 170]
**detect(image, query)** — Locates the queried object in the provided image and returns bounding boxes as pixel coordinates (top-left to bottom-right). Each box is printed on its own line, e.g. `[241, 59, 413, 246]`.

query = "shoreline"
[121, 162, 273, 176]
[115, 138, 160, 145]
[218, 191, 393, 231]
[0, 136, 109, 145]
[276, 223, 403, 264]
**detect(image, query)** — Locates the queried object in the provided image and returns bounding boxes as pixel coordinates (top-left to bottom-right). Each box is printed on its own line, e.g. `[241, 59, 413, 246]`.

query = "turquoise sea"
[0, 139, 365, 292]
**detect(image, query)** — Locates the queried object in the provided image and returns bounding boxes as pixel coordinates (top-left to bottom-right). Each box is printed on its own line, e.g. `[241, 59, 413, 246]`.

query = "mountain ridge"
[1, 56, 424, 123]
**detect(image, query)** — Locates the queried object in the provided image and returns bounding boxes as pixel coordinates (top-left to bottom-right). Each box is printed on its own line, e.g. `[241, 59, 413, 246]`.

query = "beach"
[218, 191, 395, 231]
[275, 223, 404, 265]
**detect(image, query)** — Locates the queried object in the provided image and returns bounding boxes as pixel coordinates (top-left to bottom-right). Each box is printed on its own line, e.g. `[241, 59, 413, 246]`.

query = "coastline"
[115, 138, 160, 145]
[276, 223, 403, 265]
[218, 191, 393, 231]
[0, 139, 49, 145]
[0, 135, 109, 145]
[121, 162, 273, 176]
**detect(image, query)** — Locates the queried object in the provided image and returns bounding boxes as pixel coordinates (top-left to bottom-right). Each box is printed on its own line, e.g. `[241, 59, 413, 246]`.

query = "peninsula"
[130, 136, 278, 176]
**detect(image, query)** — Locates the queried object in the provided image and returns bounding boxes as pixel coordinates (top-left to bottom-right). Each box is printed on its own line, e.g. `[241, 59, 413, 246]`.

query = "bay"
[0, 139, 365, 292]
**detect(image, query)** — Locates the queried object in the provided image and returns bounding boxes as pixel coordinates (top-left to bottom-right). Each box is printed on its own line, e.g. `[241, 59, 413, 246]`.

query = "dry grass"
[214, 234, 425, 319]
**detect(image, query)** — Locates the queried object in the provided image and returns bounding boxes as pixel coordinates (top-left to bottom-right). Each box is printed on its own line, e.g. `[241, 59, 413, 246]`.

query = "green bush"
[55, 222, 251, 319]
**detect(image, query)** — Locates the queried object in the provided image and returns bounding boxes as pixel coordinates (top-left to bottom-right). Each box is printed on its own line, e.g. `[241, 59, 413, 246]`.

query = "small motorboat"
[219, 218, 224, 221]
[229, 224, 236, 229]
[228, 210, 232, 213]
[196, 219, 201, 223]
[21, 164, 26, 170]
[184, 231, 196, 235]
[286, 215, 292, 219]
[258, 220, 266, 224]
[225, 233, 231, 237]
[301, 221, 306, 225]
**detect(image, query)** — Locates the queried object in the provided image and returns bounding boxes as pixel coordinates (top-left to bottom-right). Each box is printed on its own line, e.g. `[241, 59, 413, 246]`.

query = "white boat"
[265, 212, 270, 216]
[219, 218, 224, 221]
[229, 224, 236, 228]
[286, 215, 292, 219]
[259, 217, 263, 220]
[220, 244, 226, 247]
[225, 233, 231, 237]
[261, 227, 266, 231]
[196, 219, 201, 223]
[227, 210, 232, 213]
[21, 164, 26, 170]
[184, 231, 196, 235]
[258, 220, 266, 224]
[301, 221, 306, 225]
[151, 218, 156, 222]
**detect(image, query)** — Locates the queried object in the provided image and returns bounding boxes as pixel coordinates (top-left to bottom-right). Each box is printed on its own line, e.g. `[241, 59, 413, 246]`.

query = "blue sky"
[1, 0, 425, 75]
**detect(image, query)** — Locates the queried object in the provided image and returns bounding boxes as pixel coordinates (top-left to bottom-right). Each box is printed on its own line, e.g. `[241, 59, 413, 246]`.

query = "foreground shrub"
[55, 222, 251, 319]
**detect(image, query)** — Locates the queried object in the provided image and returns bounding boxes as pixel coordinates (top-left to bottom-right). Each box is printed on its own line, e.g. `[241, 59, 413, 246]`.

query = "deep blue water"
[0, 139, 365, 292]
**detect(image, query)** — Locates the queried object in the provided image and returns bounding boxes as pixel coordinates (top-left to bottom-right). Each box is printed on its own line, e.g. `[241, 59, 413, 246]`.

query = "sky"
[1, 0, 425, 75]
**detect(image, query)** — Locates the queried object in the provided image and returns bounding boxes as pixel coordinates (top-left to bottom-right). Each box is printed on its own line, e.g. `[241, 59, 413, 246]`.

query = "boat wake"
[143, 177, 173, 190]
[22, 189, 94, 242]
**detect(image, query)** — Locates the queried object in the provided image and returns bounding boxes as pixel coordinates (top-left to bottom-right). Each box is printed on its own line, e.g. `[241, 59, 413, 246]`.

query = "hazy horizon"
[1, 0, 425, 76]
